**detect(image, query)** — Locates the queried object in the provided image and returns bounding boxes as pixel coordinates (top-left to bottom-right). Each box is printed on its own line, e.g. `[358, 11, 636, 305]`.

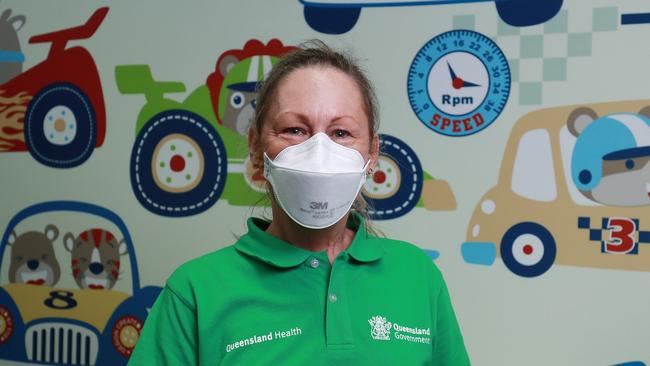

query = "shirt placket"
[323, 252, 353, 349]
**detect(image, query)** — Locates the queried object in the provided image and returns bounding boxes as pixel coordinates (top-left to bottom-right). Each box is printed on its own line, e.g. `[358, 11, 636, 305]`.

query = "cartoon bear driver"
[7, 224, 61, 286]
[64, 228, 127, 290]
[568, 107, 650, 206]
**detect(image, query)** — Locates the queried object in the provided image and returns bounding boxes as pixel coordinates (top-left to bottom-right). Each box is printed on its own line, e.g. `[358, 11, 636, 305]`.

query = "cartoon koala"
[0, 7, 26, 84]
[216, 54, 261, 135]
[568, 106, 650, 206]
[64, 228, 127, 290]
[207, 39, 295, 135]
[7, 224, 61, 286]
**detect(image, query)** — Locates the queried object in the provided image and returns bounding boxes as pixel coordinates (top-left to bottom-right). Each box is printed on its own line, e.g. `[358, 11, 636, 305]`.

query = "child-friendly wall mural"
[1, 1, 649, 365]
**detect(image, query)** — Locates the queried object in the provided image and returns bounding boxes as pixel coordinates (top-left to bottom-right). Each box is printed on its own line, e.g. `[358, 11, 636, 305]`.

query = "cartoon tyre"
[130, 110, 227, 217]
[24, 83, 96, 168]
[500, 222, 557, 278]
[303, 6, 361, 35]
[362, 134, 423, 220]
[495, 0, 563, 27]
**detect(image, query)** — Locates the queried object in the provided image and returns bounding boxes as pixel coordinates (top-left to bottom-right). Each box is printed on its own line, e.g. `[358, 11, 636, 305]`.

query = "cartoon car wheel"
[362, 134, 423, 220]
[111, 315, 142, 357]
[500, 222, 557, 277]
[495, 0, 563, 27]
[303, 6, 361, 35]
[24, 83, 97, 168]
[130, 110, 227, 217]
[0, 306, 13, 344]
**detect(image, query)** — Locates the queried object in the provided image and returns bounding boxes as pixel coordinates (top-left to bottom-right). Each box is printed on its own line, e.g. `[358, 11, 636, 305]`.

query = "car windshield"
[559, 126, 602, 207]
[1, 210, 134, 295]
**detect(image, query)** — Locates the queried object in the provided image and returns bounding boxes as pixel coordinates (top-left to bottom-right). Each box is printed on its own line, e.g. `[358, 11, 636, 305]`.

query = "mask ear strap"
[263, 153, 272, 179]
[363, 159, 371, 173]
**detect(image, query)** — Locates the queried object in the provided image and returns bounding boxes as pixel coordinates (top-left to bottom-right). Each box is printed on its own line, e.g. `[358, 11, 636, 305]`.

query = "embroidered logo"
[368, 315, 392, 341]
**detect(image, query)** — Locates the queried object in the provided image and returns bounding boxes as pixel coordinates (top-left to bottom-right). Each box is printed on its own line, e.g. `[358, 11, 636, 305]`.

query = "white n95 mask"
[263, 132, 369, 229]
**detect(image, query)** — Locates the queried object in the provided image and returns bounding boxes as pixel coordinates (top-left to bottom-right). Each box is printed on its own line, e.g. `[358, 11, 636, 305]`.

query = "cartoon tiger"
[63, 228, 126, 290]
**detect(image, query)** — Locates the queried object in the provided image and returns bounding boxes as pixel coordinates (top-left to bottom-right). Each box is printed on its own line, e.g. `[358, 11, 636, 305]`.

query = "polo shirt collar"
[235, 213, 384, 268]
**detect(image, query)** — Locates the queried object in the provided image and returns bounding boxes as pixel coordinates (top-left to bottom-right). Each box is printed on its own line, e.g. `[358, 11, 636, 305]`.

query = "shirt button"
[310, 258, 320, 268]
[329, 294, 338, 303]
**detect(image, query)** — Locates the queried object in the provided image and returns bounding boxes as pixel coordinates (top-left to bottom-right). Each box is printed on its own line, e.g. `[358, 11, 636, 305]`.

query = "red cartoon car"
[0, 7, 108, 168]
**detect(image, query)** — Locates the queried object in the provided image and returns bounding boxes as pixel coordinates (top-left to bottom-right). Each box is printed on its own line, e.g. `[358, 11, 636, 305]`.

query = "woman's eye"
[284, 127, 304, 135]
[333, 129, 350, 138]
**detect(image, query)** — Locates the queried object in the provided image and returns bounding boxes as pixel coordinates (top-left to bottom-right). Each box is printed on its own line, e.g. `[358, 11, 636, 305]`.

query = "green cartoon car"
[115, 39, 456, 219]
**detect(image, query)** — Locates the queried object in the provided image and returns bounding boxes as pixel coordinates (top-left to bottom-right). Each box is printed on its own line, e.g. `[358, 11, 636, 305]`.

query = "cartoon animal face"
[217, 54, 270, 135]
[0, 7, 26, 84]
[568, 107, 650, 206]
[7, 224, 61, 286]
[64, 228, 126, 290]
[207, 39, 295, 136]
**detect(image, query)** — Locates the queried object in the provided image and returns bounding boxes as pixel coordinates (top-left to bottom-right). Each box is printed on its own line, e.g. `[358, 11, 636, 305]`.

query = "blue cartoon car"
[0, 201, 161, 365]
[300, 0, 564, 34]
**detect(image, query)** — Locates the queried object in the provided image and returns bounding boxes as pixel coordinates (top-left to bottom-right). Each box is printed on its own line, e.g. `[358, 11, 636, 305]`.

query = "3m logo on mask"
[310, 201, 328, 210]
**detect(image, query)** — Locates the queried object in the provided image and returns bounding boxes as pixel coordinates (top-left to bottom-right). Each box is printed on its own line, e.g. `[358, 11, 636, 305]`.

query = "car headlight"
[0, 305, 14, 344]
[112, 315, 143, 357]
[480, 199, 495, 214]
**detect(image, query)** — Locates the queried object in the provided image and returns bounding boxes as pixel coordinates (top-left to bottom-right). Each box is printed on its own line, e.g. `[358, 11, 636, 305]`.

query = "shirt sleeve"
[429, 264, 471, 365]
[127, 284, 198, 366]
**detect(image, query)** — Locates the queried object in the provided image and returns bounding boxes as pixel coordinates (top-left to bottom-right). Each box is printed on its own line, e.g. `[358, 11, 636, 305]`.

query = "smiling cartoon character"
[64, 228, 126, 290]
[568, 107, 650, 206]
[207, 39, 295, 135]
[7, 224, 61, 286]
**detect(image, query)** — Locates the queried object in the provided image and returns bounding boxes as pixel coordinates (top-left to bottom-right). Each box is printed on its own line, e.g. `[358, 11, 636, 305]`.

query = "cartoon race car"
[0, 7, 108, 168]
[461, 100, 650, 277]
[300, 0, 563, 34]
[0, 201, 162, 365]
[116, 39, 457, 219]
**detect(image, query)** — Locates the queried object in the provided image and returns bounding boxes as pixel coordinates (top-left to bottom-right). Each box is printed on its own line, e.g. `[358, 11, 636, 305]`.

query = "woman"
[128, 41, 470, 365]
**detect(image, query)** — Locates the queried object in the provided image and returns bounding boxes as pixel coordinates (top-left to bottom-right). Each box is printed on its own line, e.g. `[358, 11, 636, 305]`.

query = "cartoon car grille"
[25, 322, 98, 365]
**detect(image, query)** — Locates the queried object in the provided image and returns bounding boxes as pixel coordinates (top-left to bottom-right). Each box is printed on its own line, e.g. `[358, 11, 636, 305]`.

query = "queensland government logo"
[369, 315, 392, 340]
[407, 29, 510, 137]
[368, 315, 431, 344]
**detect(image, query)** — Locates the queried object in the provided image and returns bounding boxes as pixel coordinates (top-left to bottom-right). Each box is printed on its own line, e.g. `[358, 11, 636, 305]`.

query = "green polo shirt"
[128, 214, 470, 365]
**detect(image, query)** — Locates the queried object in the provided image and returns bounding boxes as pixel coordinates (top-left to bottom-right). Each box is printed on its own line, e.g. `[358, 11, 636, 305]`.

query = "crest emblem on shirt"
[368, 315, 392, 340]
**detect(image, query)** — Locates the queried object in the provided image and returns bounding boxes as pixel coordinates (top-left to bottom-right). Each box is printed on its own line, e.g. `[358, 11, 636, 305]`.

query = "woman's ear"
[248, 124, 263, 169]
[368, 134, 380, 171]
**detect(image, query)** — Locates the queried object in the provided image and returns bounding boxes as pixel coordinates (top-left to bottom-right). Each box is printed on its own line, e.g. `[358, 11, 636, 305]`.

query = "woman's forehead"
[270, 66, 367, 121]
